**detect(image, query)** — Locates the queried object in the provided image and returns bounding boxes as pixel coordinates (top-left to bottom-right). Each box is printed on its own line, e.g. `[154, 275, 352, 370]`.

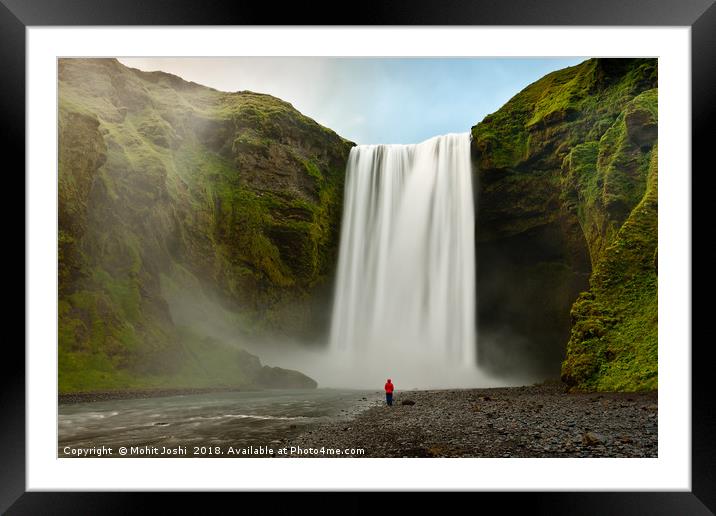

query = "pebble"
[285, 384, 657, 458]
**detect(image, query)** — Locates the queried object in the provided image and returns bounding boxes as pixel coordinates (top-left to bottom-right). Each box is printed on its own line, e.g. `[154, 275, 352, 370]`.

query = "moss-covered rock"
[58, 58, 350, 392]
[561, 148, 658, 390]
[471, 58, 657, 389]
[256, 366, 318, 389]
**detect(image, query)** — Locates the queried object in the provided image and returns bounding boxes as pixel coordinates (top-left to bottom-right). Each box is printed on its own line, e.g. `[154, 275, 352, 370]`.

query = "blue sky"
[120, 57, 586, 145]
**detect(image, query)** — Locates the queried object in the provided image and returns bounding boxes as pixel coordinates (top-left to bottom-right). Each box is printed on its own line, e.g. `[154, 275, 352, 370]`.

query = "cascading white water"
[329, 133, 477, 381]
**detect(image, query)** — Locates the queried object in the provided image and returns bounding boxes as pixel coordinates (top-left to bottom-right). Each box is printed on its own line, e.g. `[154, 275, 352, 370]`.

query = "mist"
[162, 276, 532, 390]
[157, 222, 558, 391]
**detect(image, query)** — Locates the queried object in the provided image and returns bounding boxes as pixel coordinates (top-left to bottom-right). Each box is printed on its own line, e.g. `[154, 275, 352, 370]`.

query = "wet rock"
[582, 432, 607, 446]
[285, 385, 656, 458]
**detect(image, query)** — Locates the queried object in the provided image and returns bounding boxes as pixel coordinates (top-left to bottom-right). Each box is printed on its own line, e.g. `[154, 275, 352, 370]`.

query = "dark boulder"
[255, 366, 318, 389]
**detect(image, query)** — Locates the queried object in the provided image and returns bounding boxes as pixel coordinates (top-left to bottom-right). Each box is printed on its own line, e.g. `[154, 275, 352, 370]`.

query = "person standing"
[384, 379, 395, 406]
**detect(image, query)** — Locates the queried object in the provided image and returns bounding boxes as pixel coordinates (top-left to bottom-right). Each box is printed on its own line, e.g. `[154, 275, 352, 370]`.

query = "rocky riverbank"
[285, 384, 657, 458]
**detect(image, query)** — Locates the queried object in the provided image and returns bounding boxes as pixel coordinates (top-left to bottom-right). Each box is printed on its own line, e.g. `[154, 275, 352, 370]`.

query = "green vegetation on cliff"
[472, 58, 657, 390]
[58, 59, 352, 393]
[561, 148, 658, 390]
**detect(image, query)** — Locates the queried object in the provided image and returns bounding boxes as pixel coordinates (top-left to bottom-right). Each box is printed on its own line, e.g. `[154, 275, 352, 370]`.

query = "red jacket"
[384, 381, 394, 394]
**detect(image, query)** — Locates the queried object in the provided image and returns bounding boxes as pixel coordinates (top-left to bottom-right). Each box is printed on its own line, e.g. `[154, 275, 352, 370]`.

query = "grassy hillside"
[471, 58, 658, 390]
[58, 59, 352, 392]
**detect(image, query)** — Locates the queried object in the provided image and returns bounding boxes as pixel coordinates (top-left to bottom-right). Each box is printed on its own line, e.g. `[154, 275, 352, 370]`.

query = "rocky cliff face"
[58, 59, 352, 392]
[472, 58, 657, 390]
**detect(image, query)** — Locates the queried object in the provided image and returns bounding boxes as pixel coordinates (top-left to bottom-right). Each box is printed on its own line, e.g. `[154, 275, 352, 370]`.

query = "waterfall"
[329, 133, 477, 371]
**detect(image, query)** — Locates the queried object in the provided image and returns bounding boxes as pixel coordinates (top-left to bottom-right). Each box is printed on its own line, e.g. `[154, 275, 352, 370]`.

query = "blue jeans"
[386, 393, 393, 406]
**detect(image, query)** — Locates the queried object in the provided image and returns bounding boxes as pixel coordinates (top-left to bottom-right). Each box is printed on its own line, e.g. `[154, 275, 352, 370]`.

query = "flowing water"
[327, 133, 480, 387]
[58, 389, 377, 457]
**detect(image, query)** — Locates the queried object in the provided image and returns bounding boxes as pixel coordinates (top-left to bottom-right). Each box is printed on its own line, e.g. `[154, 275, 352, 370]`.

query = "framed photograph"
[5, 0, 711, 512]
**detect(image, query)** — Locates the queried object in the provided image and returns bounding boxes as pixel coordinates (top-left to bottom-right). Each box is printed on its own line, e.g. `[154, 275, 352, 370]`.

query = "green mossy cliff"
[471, 58, 657, 391]
[58, 59, 352, 393]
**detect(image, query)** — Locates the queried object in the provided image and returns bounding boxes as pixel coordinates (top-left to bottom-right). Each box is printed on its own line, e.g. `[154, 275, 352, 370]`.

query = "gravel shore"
[286, 384, 658, 458]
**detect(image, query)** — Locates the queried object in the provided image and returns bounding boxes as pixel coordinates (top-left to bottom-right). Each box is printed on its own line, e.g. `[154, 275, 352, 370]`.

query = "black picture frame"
[4, 0, 712, 513]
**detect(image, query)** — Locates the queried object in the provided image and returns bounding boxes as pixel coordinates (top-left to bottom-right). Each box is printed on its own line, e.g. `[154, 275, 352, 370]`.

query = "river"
[58, 389, 379, 457]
